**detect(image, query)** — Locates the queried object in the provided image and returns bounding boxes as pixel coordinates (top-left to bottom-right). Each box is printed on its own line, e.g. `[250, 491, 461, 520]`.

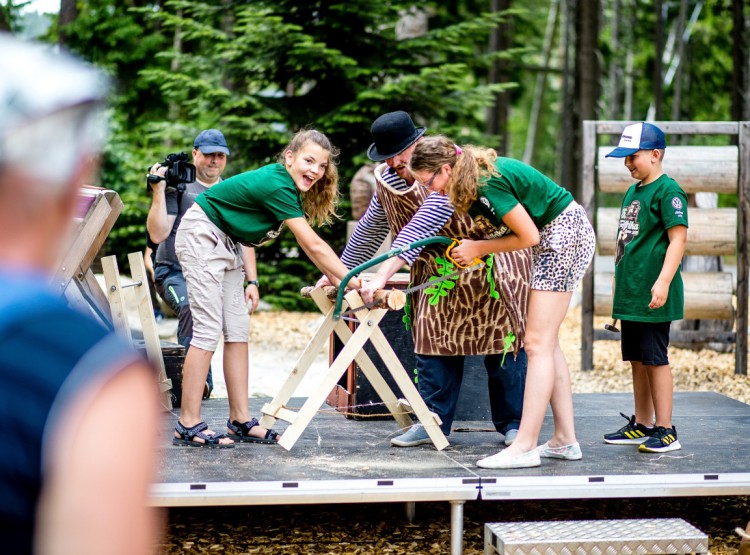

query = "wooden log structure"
[300, 285, 406, 311]
[598, 145, 739, 194]
[597, 207, 737, 256]
[594, 271, 735, 321]
[581, 120, 750, 375]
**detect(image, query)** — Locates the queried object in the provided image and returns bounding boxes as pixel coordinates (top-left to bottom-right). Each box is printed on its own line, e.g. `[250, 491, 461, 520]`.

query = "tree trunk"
[166, 8, 183, 143]
[608, 0, 621, 119]
[670, 0, 688, 121]
[221, 0, 237, 92]
[58, 0, 78, 47]
[623, 4, 636, 120]
[563, 0, 599, 199]
[652, 0, 665, 120]
[0, 3, 10, 32]
[559, 0, 576, 187]
[523, 0, 559, 165]
[732, 0, 749, 121]
[486, 0, 512, 155]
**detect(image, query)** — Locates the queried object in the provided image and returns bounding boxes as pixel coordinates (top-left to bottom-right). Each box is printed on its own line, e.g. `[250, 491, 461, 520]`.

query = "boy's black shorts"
[620, 320, 671, 366]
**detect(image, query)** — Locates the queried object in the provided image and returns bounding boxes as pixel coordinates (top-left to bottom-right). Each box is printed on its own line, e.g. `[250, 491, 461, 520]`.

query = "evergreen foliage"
[10, 0, 747, 309]
[55, 0, 517, 308]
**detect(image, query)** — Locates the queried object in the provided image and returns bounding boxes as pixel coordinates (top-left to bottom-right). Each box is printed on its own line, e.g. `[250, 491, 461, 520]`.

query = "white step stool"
[485, 518, 708, 555]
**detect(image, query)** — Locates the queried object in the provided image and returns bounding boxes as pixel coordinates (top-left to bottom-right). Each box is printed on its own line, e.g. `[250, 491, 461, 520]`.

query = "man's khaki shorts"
[175, 205, 249, 351]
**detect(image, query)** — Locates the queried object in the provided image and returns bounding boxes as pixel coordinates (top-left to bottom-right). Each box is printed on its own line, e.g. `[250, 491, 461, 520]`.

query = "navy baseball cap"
[194, 129, 230, 155]
[605, 122, 666, 158]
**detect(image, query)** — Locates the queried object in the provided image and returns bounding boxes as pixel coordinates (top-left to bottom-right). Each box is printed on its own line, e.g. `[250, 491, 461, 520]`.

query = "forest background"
[2, 0, 749, 310]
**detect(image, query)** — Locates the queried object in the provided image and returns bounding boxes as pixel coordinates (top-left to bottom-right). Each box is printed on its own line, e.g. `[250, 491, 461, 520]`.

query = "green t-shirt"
[468, 157, 574, 234]
[195, 163, 305, 246]
[612, 174, 688, 323]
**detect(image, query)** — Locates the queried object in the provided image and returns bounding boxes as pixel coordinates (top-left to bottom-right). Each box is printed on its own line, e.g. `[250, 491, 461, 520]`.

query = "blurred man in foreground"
[0, 34, 161, 555]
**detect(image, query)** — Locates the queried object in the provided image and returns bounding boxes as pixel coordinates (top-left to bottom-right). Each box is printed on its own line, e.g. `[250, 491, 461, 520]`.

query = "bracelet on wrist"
[245, 279, 259, 287]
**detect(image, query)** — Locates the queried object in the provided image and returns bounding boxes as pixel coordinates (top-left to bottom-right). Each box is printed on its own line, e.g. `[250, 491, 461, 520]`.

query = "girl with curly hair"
[172, 129, 359, 448]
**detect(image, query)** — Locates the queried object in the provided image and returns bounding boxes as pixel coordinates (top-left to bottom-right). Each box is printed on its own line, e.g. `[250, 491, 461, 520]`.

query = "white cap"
[0, 33, 108, 187]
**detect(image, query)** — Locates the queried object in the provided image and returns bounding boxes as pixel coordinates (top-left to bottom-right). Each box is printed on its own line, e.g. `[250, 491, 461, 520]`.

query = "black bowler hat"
[367, 111, 427, 161]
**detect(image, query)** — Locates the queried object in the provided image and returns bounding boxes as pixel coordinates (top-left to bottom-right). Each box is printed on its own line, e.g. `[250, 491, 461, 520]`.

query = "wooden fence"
[581, 121, 750, 375]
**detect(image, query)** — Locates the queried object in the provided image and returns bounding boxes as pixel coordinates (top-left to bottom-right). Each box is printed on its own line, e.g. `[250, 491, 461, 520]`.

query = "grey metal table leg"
[450, 500, 465, 555]
[405, 501, 416, 523]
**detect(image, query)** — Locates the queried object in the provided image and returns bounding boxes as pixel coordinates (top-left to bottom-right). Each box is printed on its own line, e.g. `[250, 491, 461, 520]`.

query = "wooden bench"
[581, 121, 750, 375]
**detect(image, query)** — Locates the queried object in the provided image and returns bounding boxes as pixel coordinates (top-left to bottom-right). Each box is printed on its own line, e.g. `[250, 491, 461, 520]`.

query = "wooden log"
[597, 145, 738, 194]
[372, 288, 406, 311]
[594, 120, 740, 136]
[300, 285, 338, 300]
[299, 286, 406, 311]
[594, 271, 735, 321]
[596, 207, 736, 256]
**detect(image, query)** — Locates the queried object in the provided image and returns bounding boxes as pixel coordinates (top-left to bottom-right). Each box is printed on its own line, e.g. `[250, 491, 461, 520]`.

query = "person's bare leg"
[632, 361, 655, 426]
[224, 341, 250, 424]
[502, 290, 572, 455]
[224, 341, 271, 438]
[546, 338, 577, 447]
[179, 346, 213, 426]
[177, 345, 231, 444]
[646, 364, 674, 428]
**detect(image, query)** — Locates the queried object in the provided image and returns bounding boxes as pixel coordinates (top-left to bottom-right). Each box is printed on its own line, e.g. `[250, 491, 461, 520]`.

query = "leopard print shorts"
[531, 204, 596, 292]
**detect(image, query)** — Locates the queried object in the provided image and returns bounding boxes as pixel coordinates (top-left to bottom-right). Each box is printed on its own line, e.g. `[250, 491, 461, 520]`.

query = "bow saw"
[333, 236, 484, 320]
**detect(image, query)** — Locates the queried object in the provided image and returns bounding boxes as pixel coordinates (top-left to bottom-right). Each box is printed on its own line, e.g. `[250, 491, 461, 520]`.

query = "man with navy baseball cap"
[194, 128, 230, 156]
[606, 122, 666, 158]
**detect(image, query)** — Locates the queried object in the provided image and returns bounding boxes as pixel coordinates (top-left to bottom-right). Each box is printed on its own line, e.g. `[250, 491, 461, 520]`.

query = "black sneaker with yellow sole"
[604, 412, 655, 445]
[639, 425, 681, 453]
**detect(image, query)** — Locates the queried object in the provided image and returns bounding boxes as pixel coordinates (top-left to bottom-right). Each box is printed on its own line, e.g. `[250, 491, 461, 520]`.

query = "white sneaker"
[538, 441, 582, 460]
[476, 448, 541, 469]
[504, 428, 519, 446]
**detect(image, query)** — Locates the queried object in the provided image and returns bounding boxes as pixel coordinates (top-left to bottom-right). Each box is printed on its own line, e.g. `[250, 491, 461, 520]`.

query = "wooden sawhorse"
[101, 252, 173, 410]
[258, 287, 448, 451]
[57, 186, 122, 327]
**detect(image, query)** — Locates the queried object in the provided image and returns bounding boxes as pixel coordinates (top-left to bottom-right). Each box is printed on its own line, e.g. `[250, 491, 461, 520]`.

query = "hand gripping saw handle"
[333, 236, 457, 321]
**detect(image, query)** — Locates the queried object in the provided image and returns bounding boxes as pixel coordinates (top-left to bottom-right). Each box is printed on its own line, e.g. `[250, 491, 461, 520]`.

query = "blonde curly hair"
[279, 129, 340, 227]
[410, 135, 498, 212]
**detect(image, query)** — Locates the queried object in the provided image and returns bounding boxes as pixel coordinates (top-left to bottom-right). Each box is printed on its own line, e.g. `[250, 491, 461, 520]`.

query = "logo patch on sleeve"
[671, 197, 683, 209]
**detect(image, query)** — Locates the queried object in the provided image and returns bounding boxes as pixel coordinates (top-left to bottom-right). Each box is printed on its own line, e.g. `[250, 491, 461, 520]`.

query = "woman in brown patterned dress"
[321, 112, 531, 447]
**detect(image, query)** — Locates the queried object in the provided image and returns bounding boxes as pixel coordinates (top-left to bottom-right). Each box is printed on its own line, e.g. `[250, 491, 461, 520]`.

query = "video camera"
[146, 152, 196, 193]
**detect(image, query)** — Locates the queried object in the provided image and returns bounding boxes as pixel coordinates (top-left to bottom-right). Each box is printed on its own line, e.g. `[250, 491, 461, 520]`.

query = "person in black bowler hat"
[319, 111, 531, 448]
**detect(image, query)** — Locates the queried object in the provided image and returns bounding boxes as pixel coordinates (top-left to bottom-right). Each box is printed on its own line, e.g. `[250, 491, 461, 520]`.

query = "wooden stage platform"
[153, 391, 750, 553]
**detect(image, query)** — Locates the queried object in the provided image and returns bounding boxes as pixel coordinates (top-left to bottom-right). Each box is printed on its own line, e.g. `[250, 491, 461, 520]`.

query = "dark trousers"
[415, 349, 527, 435]
[154, 263, 213, 393]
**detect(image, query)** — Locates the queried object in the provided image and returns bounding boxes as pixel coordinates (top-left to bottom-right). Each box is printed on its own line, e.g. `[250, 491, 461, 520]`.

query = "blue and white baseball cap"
[605, 122, 666, 158]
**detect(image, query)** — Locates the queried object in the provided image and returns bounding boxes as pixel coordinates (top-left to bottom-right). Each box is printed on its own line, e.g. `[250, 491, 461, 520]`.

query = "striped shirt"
[341, 166, 455, 269]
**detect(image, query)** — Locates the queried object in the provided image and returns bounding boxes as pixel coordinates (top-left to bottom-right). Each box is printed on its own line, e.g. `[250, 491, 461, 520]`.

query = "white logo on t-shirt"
[671, 197, 682, 209]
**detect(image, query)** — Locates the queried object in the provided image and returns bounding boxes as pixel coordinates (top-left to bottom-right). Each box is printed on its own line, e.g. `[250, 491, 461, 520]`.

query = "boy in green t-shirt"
[603, 122, 688, 453]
